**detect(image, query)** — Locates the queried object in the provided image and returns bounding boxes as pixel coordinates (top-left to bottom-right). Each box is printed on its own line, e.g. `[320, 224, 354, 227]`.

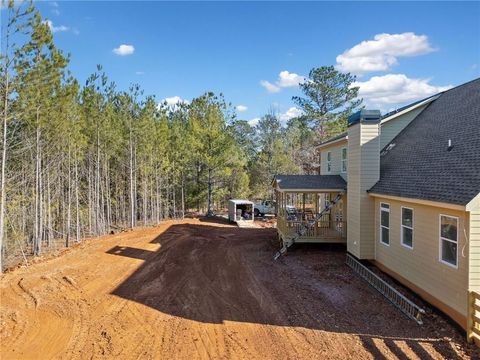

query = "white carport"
[228, 199, 255, 223]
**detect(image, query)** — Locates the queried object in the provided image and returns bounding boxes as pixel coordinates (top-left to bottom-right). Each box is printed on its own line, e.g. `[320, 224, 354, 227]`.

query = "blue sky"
[30, 1, 480, 124]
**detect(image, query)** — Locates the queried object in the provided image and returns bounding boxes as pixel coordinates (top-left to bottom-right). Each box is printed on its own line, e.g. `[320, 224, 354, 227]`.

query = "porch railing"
[277, 214, 346, 240]
[468, 290, 480, 345]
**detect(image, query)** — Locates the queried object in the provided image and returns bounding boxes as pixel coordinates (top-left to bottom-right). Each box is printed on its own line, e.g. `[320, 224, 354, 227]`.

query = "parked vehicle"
[254, 200, 296, 217]
[254, 200, 275, 217]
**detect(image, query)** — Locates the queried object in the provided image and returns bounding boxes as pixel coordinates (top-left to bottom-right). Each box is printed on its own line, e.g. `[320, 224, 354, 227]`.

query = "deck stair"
[274, 192, 344, 260]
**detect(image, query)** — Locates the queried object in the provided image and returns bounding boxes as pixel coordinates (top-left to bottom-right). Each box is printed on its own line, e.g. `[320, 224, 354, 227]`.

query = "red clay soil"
[0, 218, 478, 359]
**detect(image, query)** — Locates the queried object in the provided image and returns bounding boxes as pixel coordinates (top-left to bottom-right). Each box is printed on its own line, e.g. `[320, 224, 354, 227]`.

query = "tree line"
[0, 1, 361, 271]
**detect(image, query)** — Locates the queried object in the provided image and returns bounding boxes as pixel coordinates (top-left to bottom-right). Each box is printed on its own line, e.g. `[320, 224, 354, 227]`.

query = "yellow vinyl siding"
[347, 123, 380, 259]
[319, 140, 347, 180]
[359, 125, 380, 258]
[374, 197, 469, 319]
[469, 211, 480, 291]
[379, 104, 428, 149]
[347, 124, 361, 257]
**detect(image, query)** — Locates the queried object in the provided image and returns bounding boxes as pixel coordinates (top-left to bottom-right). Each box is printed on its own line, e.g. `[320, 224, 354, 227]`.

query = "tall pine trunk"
[66, 145, 71, 247]
[207, 168, 213, 217]
[105, 159, 111, 231]
[75, 152, 80, 242]
[34, 112, 43, 255]
[46, 170, 52, 246]
[181, 172, 185, 219]
[87, 160, 92, 235]
[129, 128, 135, 228]
[0, 57, 9, 272]
[95, 128, 101, 235]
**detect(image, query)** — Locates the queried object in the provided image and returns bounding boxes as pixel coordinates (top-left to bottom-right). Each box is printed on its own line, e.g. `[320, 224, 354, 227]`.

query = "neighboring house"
[273, 78, 480, 330]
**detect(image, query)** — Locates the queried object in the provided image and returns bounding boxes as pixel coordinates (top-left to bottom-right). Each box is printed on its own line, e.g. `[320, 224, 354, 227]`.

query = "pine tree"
[188, 93, 238, 216]
[292, 65, 362, 139]
[0, 0, 35, 271]
[14, 11, 68, 255]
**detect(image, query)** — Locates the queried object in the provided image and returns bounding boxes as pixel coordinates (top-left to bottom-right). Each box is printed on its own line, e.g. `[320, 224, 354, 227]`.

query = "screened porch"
[273, 175, 347, 243]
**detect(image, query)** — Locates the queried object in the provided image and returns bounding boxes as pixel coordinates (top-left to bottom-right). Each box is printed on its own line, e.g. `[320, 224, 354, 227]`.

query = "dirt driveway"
[0, 218, 477, 359]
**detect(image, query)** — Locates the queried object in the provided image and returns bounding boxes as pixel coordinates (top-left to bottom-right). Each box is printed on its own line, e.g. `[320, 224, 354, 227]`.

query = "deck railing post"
[468, 290, 474, 344]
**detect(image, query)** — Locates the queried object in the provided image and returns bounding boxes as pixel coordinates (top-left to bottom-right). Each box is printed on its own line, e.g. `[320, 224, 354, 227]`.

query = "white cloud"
[277, 71, 304, 87]
[247, 107, 302, 127]
[50, 1, 60, 15]
[236, 105, 248, 112]
[260, 80, 280, 93]
[43, 20, 69, 33]
[113, 44, 135, 56]
[158, 96, 189, 110]
[164, 96, 189, 106]
[260, 70, 305, 93]
[278, 107, 303, 123]
[336, 33, 435, 75]
[135, 71, 145, 75]
[353, 74, 452, 108]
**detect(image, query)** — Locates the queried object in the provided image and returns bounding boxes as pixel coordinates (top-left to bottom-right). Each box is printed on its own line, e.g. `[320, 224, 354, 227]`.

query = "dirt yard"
[1, 218, 478, 359]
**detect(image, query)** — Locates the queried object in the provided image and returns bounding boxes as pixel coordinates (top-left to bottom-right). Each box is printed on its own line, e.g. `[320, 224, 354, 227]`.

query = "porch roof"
[273, 175, 347, 193]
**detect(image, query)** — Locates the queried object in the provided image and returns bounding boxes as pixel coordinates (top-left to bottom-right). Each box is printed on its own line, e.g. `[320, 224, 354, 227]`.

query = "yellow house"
[273, 78, 480, 330]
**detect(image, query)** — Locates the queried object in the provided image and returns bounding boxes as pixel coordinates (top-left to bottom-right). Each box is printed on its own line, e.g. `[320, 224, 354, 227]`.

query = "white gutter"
[317, 135, 348, 149]
[368, 192, 466, 211]
[380, 95, 441, 125]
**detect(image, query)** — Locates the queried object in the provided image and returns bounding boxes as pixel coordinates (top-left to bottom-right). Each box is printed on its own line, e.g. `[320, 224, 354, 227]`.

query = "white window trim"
[380, 202, 390, 246]
[439, 214, 459, 269]
[341, 147, 347, 173]
[326, 151, 332, 173]
[400, 206, 414, 250]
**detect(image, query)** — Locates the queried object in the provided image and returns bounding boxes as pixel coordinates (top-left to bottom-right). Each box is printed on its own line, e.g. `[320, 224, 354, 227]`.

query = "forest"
[0, 1, 361, 271]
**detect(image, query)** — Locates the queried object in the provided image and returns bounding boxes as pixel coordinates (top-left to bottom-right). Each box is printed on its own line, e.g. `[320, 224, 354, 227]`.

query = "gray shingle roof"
[369, 78, 480, 206]
[274, 175, 347, 191]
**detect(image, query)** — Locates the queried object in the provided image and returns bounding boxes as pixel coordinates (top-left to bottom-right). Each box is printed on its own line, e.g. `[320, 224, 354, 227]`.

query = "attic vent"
[447, 139, 454, 152]
[381, 143, 396, 156]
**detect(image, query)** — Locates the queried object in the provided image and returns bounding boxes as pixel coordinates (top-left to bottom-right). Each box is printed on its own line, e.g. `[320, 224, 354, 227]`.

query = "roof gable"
[316, 95, 438, 149]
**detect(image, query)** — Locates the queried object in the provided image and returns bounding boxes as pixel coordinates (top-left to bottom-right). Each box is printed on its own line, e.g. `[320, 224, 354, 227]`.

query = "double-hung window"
[341, 148, 347, 173]
[401, 207, 414, 249]
[380, 203, 390, 245]
[326, 151, 332, 173]
[440, 215, 458, 268]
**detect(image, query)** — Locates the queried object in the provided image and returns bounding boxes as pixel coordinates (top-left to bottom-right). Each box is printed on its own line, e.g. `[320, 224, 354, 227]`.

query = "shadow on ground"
[106, 221, 468, 359]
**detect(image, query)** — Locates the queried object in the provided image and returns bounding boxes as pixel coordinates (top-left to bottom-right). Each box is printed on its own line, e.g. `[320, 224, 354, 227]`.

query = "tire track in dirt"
[1, 219, 477, 359]
[2, 278, 42, 356]
[16, 278, 38, 308]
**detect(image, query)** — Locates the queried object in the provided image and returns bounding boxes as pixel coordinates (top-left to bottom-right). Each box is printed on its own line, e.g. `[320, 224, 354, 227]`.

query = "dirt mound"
[0, 219, 477, 359]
